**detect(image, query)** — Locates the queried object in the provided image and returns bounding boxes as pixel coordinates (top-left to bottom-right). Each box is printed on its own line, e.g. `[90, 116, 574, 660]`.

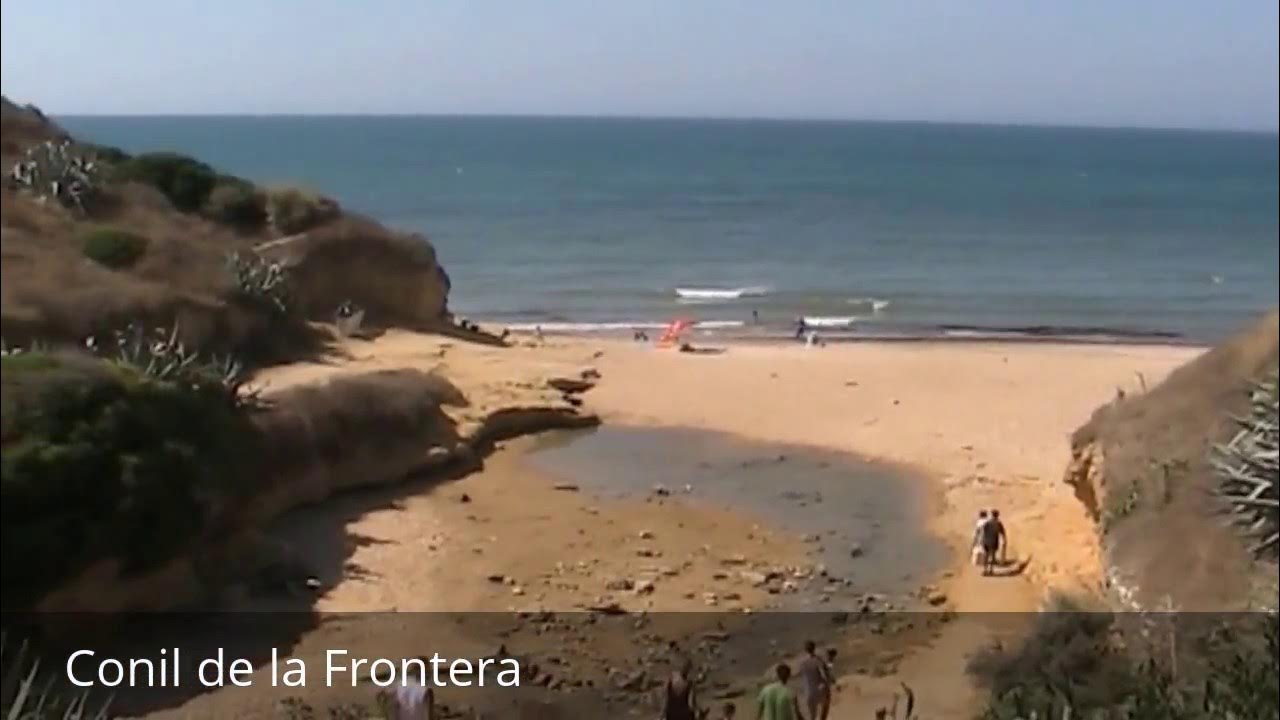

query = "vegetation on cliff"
[0, 349, 258, 609]
[1, 96, 452, 360]
[1211, 370, 1278, 559]
[972, 598, 1278, 720]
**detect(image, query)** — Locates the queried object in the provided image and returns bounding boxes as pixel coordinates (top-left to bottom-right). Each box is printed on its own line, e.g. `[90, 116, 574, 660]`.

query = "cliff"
[1065, 310, 1279, 610]
[0, 96, 453, 357]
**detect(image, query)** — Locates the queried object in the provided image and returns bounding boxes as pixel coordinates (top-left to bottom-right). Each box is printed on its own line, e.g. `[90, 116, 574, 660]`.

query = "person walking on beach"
[798, 641, 833, 720]
[990, 509, 1009, 565]
[756, 663, 805, 720]
[392, 677, 435, 720]
[971, 510, 989, 566]
[977, 509, 1008, 576]
[662, 657, 701, 720]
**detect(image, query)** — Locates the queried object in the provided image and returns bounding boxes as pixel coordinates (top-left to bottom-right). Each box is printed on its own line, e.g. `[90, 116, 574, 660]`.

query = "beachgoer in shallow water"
[978, 509, 1007, 575]
[663, 658, 700, 720]
[756, 663, 804, 720]
[798, 640, 832, 720]
[752, 309, 760, 324]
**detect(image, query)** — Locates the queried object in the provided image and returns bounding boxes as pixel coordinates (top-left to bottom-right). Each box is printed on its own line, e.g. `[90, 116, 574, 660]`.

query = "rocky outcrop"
[1064, 311, 1279, 610]
[256, 216, 452, 329]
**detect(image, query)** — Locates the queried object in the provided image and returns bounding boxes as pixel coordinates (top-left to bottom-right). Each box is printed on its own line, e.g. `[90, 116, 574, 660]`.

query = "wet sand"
[528, 425, 947, 599]
[143, 332, 1201, 718]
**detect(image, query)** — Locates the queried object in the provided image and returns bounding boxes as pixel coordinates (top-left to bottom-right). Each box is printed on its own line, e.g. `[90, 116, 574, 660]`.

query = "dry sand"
[241, 331, 1202, 718]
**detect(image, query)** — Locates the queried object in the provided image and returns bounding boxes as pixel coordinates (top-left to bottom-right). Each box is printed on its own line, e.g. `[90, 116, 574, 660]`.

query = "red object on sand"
[658, 319, 692, 346]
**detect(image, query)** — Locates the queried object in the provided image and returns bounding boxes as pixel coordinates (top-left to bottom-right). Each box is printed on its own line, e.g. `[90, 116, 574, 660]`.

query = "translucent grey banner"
[2, 610, 1275, 719]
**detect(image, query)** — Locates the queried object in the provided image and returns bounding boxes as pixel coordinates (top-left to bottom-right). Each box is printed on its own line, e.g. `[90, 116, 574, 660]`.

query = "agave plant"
[7, 140, 102, 213]
[226, 251, 292, 314]
[1210, 369, 1279, 559]
[1, 636, 111, 720]
[86, 323, 260, 409]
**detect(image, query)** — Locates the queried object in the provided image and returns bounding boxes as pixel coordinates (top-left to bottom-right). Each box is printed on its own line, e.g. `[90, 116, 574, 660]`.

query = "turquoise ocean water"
[58, 116, 1278, 342]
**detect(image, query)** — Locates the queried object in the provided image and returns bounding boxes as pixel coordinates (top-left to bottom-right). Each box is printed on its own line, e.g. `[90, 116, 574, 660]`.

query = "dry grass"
[1071, 310, 1279, 609]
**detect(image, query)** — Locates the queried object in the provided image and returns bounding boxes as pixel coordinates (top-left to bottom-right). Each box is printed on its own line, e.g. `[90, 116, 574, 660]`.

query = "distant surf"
[675, 286, 772, 301]
[508, 319, 746, 333]
[802, 316, 860, 328]
[846, 297, 891, 312]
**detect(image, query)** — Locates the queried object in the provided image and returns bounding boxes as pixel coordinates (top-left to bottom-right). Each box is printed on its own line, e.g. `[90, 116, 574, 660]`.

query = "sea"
[57, 115, 1279, 343]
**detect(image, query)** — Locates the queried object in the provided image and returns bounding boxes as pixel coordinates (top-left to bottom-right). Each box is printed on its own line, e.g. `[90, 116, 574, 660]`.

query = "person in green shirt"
[756, 663, 806, 720]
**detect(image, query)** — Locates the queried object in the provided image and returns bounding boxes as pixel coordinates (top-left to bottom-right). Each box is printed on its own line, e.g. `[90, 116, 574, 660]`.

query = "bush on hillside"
[203, 180, 266, 229]
[80, 226, 149, 269]
[113, 152, 219, 212]
[83, 142, 131, 165]
[0, 351, 259, 609]
[265, 186, 340, 235]
[971, 597, 1279, 719]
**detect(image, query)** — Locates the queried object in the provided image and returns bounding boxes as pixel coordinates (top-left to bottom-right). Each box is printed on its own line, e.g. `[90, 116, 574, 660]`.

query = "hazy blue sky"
[2, 1, 1276, 129]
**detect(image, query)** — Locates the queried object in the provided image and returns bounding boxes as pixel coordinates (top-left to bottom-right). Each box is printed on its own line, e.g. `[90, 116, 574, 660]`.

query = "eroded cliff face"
[256, 217, 452, 330]
[1064, 311, 1279, 610]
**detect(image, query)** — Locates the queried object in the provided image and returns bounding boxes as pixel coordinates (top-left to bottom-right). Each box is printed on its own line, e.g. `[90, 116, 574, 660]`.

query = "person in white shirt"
[393, 678, 435, 720]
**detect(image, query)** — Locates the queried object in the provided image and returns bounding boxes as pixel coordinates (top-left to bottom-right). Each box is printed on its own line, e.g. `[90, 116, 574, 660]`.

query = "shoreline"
[498, 323, 1210, 348]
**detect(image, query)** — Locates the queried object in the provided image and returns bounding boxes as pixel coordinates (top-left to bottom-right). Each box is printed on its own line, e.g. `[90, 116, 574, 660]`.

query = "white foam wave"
[675, 286, 771, 301]
[846, 297, 891, 312]
[693, 320, 746, 329]
[802, 316, 860, 328]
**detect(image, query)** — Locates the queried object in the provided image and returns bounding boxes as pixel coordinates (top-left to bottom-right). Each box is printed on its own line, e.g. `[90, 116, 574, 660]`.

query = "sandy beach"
[228, 332, 1205, 718]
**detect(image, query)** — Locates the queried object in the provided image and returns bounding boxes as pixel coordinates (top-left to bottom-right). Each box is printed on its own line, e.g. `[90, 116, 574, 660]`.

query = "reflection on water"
[528, 425, 947, 598]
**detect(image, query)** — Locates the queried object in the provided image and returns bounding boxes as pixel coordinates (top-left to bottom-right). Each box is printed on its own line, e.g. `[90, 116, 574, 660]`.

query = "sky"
[2, 1, 1277, 130]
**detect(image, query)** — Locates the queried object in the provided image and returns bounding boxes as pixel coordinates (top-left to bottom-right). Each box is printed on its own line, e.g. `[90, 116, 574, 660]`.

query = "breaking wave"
[675, 286, 772, 301]
[846, 297, 891, 312]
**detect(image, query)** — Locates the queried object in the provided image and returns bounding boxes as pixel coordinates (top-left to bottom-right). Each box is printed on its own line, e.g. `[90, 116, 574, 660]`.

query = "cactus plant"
[1210, 369, 1279, 559]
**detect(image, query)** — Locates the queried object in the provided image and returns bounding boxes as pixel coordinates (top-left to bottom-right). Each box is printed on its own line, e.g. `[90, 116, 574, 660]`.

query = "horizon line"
[46, 110, 1280, 136]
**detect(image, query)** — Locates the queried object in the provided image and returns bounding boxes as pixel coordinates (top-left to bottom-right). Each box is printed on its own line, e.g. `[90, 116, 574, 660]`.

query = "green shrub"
[80, 226, 149, 269]
[265, 186, 340, 235]
[113, 152, 219, 212]
[972, 601, 1280, 720]
[84, 142, 131, 165]
[204, 180, 266, 228]
[0, 352, 259, 609]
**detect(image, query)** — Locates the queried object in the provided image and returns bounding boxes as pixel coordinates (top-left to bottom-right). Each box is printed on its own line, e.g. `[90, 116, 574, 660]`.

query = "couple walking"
[972, 509, 1010, 576]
